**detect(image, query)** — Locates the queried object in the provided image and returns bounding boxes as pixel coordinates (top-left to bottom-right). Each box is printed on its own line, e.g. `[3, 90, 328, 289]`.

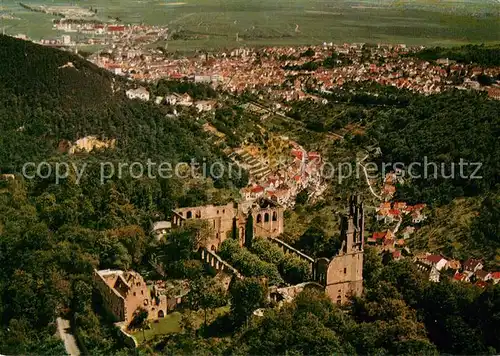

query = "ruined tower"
[322, 196, 364, 304]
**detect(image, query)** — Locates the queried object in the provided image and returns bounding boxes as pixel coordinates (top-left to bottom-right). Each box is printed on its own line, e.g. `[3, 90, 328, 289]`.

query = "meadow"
[1, 0, 499, 50]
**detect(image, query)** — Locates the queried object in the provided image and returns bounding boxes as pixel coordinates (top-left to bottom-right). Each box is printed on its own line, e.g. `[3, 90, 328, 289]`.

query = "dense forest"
[146, 247, 500, 355]
[369, 90, 500, 205]
[415, 44, 500, 67]
[0, 35, 245, 354]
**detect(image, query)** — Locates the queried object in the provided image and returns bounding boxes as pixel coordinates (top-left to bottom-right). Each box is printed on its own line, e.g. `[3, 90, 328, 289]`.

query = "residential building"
[491, 272, 500, 284]
[151, 221, 171, 240]
[463, 258, 484, 273]
[126, 87, 150, 101]
[475, 270, 492, 282]
[424, 254, 448, 271]
[415, 260, 440, 282]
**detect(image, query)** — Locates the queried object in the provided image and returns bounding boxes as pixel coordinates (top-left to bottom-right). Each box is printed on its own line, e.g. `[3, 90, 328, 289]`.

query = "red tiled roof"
[475, 270, 490, 279]
[393, 202, 407, 209]
[389, 209, 401, 216]
[251, 186, 264, 193]
[108, 25, 125, 32]
[464, 258, 483, 270]
[380, 202, 391, 209]
[491, 272, 500, 279]
[453, 272, 466, 281]
[383, 238, 395, 246]
[426, 254, 445, 264]
[308, 152, 320, 159]
[291, 149, 303, 160]
[475, 281, 487, 288]
[372, 232, 387, 240]
[384, 184, 396, 193]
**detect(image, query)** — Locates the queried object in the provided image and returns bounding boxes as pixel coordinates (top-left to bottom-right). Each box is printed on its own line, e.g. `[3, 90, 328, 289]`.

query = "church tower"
[324, 196, 364, 304]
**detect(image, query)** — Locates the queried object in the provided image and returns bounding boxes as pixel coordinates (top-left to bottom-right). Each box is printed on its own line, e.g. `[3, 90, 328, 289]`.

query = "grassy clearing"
[132, 305, 230, 343]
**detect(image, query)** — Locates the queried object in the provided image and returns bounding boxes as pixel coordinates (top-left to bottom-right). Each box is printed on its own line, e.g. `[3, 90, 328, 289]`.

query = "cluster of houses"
[163, 92, 217, 112]
[237, 141, 325, 208]
[124, 87, 217, 113]
[368, 229, 406, 253]
[88, 40, 500, 102]
[381, 171, 402, 200]
[413, 254, 500, 287]
[376, 201, 427, 224]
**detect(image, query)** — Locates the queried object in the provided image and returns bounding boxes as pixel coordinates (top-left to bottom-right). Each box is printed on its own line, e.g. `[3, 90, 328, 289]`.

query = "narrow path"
[392, 216, 403, 235]
[358, 154, 382, 200]
[56, 317, 80, 356]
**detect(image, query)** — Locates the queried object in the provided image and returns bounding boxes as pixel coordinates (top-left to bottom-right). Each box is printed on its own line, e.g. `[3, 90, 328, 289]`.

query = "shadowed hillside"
[0, 35, 237, 178]
[0, 35, 120, 110]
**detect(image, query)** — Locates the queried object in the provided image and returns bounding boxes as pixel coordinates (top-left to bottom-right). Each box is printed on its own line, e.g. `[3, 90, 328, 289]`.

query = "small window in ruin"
[272, 211, 278, 221]
[133, 292, 136, 296]
[141, 290, 144, 295]
[257, 214, 262, 223]
[186, 211, 192, 219]
[223, 209, 225, 214]
[344, 268, 347, 274]
[264, 213, 270, 222]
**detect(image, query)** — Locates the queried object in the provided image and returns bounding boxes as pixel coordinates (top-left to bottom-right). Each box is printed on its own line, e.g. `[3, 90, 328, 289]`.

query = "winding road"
[56, 317, 80, 356]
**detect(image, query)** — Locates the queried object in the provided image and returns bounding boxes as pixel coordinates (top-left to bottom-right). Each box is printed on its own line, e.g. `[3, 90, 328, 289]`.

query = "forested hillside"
[415, 44, 500, 67]
[0, 35, 245, 354]
[369, 90, 500, 205]
[0, 35, 242, 180]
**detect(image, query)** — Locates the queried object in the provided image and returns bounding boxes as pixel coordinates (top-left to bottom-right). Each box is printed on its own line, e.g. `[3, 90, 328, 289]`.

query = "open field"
[131, 306, 230, 343]
[1, 0, 499, 48]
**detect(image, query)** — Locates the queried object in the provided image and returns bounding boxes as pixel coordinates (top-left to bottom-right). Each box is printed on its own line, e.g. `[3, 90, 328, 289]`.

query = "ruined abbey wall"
[172, 199, 285, 251]
[324, 252, 363, 304]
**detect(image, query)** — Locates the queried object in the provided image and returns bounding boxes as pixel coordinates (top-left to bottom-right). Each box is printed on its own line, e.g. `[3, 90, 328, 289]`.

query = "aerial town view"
[0, 0, 499, 355]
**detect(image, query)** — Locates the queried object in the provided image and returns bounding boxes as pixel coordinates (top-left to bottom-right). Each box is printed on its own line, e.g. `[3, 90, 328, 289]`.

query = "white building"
[62, 35, 71, 45]
[152, 221, 172, 240]
[195, 100, 216, 112]
[126, 87, 150, 101]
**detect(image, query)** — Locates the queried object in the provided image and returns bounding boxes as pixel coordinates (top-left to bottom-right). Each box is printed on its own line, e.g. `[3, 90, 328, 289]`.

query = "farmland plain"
[1, 0, 499, 50]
